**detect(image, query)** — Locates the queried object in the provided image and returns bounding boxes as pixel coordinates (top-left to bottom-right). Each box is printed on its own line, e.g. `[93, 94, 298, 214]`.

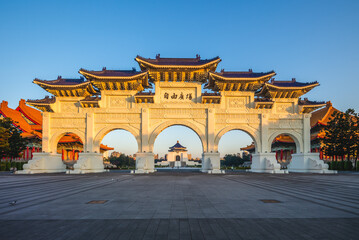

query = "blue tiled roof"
[170, 141, 186, 149]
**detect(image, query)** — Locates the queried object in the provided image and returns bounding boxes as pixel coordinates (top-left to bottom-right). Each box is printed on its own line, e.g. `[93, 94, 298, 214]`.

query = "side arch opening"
[217, 129, 256, 170]
[54, 132, 84, 168]
[269, 133, 301, 168]
[99, 129, 139, 169]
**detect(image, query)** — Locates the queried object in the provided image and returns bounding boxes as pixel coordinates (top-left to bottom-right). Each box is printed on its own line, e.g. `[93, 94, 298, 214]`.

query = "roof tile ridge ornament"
[34, 76, 87, 83]
[0, 99, 40, 135]
[136, 55, 221, 65]
[136, 90, 154, 96]
[16, 99, 42, 125]
[82, 95, 101, 101]
[27, 95, 56, 103]
[214, 70, 275, 75]
[1, 100, 8, 108]
[298, 97, 325, 105]
[254, 97, 273, 102]
[202, 91, 221, 96]
[269, 78, 318, 85]
[320, 102, 336, 123]
[80, 68, 146, 74]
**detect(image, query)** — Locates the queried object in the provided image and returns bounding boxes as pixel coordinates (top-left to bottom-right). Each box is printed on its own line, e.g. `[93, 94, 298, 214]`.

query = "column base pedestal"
[249, 153, 288, 174]
[288, 153, 337, 174]
[132, 152, 156, 174]
[16, 153, 66, 174]
[201, 152, 224, 174]
[68, 153, 105, 174]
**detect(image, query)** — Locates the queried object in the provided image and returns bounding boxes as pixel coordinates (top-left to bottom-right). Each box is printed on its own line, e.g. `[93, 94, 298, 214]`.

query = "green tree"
[0, 126, 11, 159]
[106, 153, 136, 168]
[222, 154, 249, 168]
[322, 109, 359, 169]
[348, 109, 359, 169]
[0, 118, 28, 161]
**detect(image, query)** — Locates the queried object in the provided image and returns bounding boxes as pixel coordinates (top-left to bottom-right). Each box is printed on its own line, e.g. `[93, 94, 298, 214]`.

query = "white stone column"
[69, 152, 105, 174]
[201, 152, 223, 174]
[248, 114, 287, 173]
[42, 112, 51, 153]
[67, 113, 106, 174]
[133, 152, 156, 173]
[201, 109, 224, 174]
[288, 153, 336, 173]
[133, 108, 155, 173]
[141, 108, 150, 153]
[85, 112, 94, 152]
[303, 114, 311, 154]
[287, 114, 336, 173]
[207, 108, 215, 152]
[250, 153, 287, 174]
[17, 112, 67, 174]
[260, 113, 269, 153]
[17, 153, 66, 174]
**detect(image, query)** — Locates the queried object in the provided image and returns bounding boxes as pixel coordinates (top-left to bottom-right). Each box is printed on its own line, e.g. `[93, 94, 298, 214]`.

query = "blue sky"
[1, 0, 358, 158]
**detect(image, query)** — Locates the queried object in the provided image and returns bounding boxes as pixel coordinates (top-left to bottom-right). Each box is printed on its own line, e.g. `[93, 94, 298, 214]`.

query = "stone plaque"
[160, 88, 197, 103]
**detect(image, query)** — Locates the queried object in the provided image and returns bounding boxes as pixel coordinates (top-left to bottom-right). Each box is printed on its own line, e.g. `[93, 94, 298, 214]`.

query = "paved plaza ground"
[0, 171, 358, 239]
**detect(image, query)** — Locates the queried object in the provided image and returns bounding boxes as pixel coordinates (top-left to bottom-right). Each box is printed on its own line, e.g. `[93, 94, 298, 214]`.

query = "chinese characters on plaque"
[164, 92, 192, 100]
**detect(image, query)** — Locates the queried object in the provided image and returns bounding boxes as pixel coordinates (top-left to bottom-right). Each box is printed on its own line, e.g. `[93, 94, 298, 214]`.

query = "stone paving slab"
[0, 172, 358, 239]
[0, 218, 358, 240]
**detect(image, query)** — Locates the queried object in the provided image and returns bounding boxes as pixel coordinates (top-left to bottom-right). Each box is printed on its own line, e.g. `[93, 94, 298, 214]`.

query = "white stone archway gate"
[19, 55, 334, 174]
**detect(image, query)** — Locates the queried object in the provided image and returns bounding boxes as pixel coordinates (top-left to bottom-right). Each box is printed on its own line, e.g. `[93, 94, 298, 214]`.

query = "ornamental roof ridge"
[210, 70, 276, 79]
[0, 100, 42, 138]
[135, 55, 221, 66]
[298, 98, 325, 105]
[79, 67, 146, 77]
[16, 99, 42, 125]
[81, 95, 101, 101]
[135, 91, 155, 96]
[202, 92, 221, 96]
[254, 97, 273, 102]
[268, 78, 319, 87]
[310, 101, 340, 127]
[27, 96, 56, 104]
[33, 76, 87, 86]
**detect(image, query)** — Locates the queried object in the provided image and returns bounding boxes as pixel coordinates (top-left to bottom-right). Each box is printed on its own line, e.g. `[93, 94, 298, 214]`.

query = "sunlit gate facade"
[19, 55, 333, 174]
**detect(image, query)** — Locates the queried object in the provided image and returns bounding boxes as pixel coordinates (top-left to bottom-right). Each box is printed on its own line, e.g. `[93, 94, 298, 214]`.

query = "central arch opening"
[218, 130, 255, 170]
[101, 129, 138, 170]
[153, 125, 203, 170]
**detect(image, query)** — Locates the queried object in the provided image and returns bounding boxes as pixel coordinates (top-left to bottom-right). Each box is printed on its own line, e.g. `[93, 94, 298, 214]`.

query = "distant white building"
[156, 141, 199, 167]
